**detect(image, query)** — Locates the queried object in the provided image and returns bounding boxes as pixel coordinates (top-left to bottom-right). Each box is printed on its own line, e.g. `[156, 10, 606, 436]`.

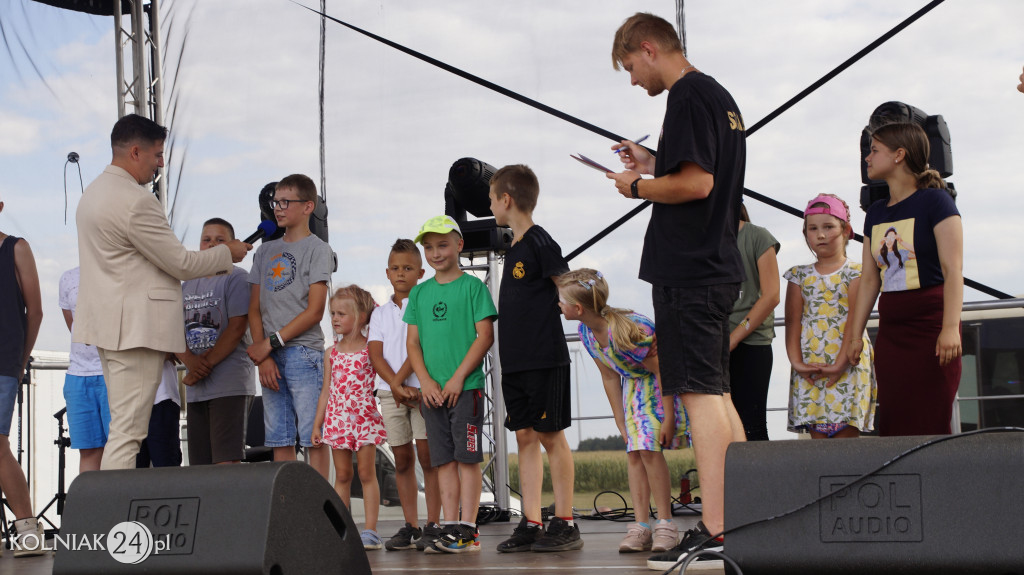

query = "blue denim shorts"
[0, 375, 18, 436]
[63, 374, 111, 449]
[262, 345, 323, 448]
[652, 283, 739, 396]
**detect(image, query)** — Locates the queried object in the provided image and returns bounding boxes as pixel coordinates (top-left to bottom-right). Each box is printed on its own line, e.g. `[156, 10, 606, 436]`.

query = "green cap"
[414, 215, 462, 244]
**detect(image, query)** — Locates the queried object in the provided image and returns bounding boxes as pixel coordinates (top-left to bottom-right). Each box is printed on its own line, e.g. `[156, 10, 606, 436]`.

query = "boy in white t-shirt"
[59, 267, 111, 473]
[367, 239, 441, 551]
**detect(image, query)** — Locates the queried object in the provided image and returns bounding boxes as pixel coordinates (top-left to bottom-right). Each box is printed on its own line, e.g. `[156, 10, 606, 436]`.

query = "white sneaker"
[13, 517, 46, 558]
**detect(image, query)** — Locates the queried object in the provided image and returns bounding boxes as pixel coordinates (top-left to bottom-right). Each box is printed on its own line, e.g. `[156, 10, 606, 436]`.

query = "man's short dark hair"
[202, 217, 236, 239]
[276, 174, 318, 203]
[110, 114, 168, 149]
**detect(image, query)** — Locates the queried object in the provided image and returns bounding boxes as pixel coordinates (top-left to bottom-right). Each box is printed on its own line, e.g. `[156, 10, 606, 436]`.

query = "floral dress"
[784, 261, 877, 433]
[321, 347, 387, 451]
[579, 312, 689, 452]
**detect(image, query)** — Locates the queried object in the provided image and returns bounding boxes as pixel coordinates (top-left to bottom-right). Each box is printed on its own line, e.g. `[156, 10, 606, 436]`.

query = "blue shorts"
[0, 376, 19, 436]
[63, 374, 111, 449]
[262, 346, 323, 448]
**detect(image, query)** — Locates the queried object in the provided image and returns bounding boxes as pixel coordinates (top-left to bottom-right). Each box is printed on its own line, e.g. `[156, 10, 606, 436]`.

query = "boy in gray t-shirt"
[247, 174, 334, 478]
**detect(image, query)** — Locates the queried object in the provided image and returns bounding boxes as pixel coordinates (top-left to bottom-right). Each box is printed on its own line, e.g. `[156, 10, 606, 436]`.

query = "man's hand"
[612, 139, 655, 174]
[226, 240, 252, 263]
[607, 170, 643, 199]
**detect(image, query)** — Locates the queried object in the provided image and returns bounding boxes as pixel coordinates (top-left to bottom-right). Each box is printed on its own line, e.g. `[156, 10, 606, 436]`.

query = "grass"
[486, 449, 701, 513]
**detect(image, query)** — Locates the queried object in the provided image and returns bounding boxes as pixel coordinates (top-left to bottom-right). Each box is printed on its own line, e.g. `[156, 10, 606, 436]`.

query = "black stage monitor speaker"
[53, 461, 371, 574]
[724, 432, 1024, 574]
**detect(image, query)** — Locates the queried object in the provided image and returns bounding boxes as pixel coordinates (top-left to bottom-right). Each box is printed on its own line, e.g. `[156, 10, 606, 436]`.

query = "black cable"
[63, 154, 83, 225]
[293, 1, 1011, 300]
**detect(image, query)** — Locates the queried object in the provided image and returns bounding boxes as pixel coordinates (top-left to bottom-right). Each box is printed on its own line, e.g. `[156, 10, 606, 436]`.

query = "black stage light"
[445, 158, 512, 256]
[858, 101, 955, 211]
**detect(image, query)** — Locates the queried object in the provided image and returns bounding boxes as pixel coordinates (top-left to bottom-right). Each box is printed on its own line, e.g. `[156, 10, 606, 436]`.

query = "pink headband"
[804, 195, 849, 223]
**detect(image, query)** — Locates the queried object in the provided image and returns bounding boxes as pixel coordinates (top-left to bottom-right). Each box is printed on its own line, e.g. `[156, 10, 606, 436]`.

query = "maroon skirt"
[874, 284, 961, 436]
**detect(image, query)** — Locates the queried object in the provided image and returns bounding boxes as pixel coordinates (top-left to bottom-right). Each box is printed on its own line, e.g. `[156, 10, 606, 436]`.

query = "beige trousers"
[97, 347, 165, 470]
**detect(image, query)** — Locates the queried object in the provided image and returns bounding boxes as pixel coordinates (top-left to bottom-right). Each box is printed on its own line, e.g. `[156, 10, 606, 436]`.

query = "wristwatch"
[630, 177, 642, 199]
[269, 331, 284, 349]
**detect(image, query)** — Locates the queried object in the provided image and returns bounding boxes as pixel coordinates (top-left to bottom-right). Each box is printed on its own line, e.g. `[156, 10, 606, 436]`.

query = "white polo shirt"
[367, 295, 420, 392]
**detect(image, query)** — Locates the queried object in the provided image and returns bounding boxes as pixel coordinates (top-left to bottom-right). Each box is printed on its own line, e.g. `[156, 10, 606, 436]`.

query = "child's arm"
[730, 246, 781, 351]
[311, 347, 332, 447]
[594, 358, 628, 445]
[784, 280, 821, 382]
[249, 281, 329, 365]
[934, 215, 964, 367]
[819, 276, 859, 387]
[439, 317, 494, 407]
[367, 341, 415, 407]
[641, 353, 676, 448]
[407, 324, 442, 408]
[845, 239, 882, 366]
[247, 283, 281, 391]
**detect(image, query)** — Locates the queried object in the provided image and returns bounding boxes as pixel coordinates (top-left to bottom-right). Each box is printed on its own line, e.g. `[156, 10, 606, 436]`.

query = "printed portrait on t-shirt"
[871, 219, 918, 292]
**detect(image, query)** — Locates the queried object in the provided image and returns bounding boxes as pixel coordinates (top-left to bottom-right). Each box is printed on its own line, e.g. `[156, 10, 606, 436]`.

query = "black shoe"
[417, 522, 444, 553]
[497, 517, 543, 553]
[385, 522, 422, 551]
[531, 517, 583, 552]
[436, 523, 480, 554]
[646, 521, 723, 571]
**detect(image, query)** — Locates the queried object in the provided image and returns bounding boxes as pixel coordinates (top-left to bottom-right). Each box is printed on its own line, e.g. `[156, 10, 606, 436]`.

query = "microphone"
[67, 152, 79, 163]
[242, 220, 278, 244]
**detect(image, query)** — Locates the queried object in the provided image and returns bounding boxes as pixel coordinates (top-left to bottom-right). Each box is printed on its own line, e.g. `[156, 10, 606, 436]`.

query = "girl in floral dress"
[313, 285, 387, 548]
[556, 269, 688, 554]
[784, 194, 876, 438]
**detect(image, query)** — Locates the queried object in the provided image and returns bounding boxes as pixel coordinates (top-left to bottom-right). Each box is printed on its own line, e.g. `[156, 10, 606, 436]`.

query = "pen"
[613, 134, 649, 154]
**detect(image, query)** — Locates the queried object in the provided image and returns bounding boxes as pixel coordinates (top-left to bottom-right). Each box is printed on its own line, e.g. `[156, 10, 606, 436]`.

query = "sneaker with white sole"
[618, 522, 652, 553]
[12, 517, 46, 558]
[360, 529, 383, 550]
[646, 521, 723, 571]
[385, 522, 422, 551]
[651, 520, 679, 552]
[416, 522, 443, 552]
[437, 523, 480, 554]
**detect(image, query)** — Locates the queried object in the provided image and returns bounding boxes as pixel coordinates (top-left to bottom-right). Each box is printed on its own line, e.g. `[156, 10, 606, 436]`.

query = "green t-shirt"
[729, 222, 780, 345]
[403, 273, 497, 391]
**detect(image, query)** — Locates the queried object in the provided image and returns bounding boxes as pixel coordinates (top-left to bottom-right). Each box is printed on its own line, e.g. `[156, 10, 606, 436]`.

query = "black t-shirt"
[639, 72, 746, 287]
[498, 225, 570, 373]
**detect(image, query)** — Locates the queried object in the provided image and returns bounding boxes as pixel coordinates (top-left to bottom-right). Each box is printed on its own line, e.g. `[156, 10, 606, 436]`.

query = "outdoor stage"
[0, 516, 714, 575]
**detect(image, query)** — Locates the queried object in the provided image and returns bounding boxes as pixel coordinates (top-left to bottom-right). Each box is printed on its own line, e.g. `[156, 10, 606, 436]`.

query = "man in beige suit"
[75, 114, 251, 470]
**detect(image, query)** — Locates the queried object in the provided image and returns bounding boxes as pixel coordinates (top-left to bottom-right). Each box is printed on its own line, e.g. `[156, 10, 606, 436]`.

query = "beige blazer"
[74, 165, 233, 352]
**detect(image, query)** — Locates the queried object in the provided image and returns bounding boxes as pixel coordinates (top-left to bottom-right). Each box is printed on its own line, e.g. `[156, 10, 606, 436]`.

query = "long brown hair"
[556, 269, 644, 351]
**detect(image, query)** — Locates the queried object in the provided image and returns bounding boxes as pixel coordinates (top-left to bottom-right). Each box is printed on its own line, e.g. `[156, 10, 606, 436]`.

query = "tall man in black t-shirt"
[607, 13, 747, 570]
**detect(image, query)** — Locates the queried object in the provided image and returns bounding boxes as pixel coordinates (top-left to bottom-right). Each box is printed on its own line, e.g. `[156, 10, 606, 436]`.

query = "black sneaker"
[385, 522, 422, 551]
[416, 522, 442, 552]
[646, 521, 723, 571]
[531, 517, 583, 552]
[496, 517, 543, 553]
[436, 523, 480, 554]
[421, 523, 449, 554]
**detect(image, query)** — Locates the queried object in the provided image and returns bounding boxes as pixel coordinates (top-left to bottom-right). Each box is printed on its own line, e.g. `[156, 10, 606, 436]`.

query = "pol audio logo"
[107, 521, 155, 564]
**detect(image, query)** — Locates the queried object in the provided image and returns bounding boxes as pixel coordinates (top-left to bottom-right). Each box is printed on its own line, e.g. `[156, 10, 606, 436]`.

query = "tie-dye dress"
[579, 312, 689, 452]
[321, 347, 388, 451]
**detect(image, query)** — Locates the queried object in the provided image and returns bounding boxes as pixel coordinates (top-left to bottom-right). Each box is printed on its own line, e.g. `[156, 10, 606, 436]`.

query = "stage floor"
[0, 516, 719, 575]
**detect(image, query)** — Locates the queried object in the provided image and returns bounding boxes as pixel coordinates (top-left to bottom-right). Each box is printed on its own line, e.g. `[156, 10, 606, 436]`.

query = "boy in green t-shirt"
[404, 215, 497, 554]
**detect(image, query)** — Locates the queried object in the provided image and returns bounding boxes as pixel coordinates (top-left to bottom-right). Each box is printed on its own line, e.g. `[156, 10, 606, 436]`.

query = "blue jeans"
[0, 375, 18, 436]
[262, 346, 323, 448]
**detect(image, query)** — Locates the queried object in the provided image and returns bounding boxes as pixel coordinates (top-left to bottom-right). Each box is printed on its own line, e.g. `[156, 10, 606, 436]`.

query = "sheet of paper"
[570, 153, 615, 173]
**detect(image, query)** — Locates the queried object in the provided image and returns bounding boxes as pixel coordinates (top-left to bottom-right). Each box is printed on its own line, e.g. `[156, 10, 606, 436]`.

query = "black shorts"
[652, 283, 739, 396]
[502, 364, 571, 433]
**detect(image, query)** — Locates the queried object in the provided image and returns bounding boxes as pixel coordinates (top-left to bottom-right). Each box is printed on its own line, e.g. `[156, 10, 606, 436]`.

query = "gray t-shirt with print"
[248, 234, 333, 350]
[182, 266, 256, 402]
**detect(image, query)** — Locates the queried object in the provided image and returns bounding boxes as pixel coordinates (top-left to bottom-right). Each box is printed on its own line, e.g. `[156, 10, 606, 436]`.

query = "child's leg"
[638, 450, 672, 521]
[626, 450, 651, 524]
[457, 461, 483, 525]
[538, 430, 574, 519]
[437, 460, 460, 524]
[416, 438, 442, 524]
[331, 448, 355, 507]
[515, 428, 544, 523]
[307, 445, 330, 480]
[392, 442, 419, 525]
[356, 444, 380, 532]
[723, 393, 748, 443]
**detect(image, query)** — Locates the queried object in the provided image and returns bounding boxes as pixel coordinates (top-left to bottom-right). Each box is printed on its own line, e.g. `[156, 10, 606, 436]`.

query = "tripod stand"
[36, 407, 69, 535]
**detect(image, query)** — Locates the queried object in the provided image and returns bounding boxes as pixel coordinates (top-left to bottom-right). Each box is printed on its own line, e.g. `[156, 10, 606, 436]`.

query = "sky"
[2, 0, 1024, 447]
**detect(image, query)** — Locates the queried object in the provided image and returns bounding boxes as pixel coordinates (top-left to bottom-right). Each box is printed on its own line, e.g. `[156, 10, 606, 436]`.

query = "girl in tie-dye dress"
[556, 269, 689, 554]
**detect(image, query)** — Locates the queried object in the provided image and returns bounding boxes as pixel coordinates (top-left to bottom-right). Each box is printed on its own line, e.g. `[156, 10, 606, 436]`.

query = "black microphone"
[67, 152, 79, 163]
[243, 220, 278, 244]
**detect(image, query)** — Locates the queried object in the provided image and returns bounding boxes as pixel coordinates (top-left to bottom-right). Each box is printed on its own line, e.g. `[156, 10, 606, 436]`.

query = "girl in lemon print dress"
[783, 194, 876, 438]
